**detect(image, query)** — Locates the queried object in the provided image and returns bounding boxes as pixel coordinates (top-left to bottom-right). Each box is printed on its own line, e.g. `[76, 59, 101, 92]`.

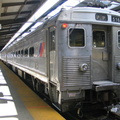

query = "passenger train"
[1, 2, 120, 115]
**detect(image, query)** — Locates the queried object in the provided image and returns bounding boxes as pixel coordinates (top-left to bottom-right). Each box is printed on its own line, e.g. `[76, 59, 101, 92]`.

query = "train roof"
[57, 7, 120, 26]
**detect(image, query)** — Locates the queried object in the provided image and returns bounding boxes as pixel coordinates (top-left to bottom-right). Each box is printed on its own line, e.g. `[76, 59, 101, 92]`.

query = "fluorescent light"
[31, 22, 43, 29]
[28, 0, 60, 22]
[47, 0, 80, 18]
[19, 22, 32, 32]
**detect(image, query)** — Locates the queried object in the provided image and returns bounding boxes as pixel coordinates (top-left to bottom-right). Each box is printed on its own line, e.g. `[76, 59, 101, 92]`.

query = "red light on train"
[62, 23, 68, 29]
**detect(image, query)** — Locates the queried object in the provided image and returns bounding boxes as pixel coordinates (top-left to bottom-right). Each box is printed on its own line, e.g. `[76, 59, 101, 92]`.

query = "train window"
[13, 52, 15, 57]
[16, 51, 17, 57]
[69, 28, 85, 47]
[21, 50, 23, 57]
[118, 31, 120, 48]
[16, 51, 19, 57]
[93, 31, 105, 47]
[24, 48, 28, 57]
[18, 50, 20, 57]
[29, 47, 34, 57]
[50, 31, 55, 51]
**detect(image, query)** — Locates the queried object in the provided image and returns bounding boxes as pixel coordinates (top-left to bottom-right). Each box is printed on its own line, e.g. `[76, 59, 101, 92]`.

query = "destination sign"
[112, 16, 120, 23]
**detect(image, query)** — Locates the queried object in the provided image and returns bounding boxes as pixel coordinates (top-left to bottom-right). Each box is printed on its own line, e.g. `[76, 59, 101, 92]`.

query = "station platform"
[0, 61, 65, 120]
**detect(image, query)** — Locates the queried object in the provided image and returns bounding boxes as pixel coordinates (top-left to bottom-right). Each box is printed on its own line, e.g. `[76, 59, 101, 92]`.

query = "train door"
[49, 26, 56, 82]
[92, 25, 109, 82]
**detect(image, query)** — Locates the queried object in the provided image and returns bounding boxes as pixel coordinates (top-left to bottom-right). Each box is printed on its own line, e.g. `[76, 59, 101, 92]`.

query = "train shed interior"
[0, 0, 120, 120]
[0, 0, 45, 50]
[0, 0, 68, 51]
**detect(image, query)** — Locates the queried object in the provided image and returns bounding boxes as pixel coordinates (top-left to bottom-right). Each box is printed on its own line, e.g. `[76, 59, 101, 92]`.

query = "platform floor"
[0, 61, 65, 120]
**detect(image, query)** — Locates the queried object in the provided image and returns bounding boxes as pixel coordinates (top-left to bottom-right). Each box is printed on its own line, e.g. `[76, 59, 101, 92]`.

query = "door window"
[93, 31, 105, 48]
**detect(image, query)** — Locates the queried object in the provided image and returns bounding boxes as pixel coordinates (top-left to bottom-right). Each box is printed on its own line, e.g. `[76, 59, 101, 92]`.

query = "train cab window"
[29, 47, 34, 57]
[69, 28, 85, 47]
[93, 31, 105, 47]
[118, 31, 120, 48]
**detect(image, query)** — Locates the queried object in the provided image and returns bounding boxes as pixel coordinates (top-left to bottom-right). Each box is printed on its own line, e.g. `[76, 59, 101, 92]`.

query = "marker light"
[62, 23, 68, 29]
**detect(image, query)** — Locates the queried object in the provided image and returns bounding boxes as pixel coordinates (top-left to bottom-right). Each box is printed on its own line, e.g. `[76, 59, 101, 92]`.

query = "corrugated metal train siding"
[62, 56, 91, 87]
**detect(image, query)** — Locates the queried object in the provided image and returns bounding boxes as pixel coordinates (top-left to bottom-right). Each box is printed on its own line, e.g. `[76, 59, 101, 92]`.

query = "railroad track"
[16, 71, 120, 120]
[63, 109, 120, 120]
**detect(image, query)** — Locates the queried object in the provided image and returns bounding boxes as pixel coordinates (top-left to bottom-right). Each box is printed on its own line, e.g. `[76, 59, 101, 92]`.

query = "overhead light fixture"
[47, 0, 80, 17]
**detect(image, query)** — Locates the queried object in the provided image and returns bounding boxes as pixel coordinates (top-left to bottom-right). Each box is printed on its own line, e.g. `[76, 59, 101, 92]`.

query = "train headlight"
[117, 63, 120, 70]
[79, 63, 88, 72]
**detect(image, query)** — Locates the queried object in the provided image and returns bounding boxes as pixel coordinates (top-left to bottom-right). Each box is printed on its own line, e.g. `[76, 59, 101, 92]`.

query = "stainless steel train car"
[1, 6, 120, 114]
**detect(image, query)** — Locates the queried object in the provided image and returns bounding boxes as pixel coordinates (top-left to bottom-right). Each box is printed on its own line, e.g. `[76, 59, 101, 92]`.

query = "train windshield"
[69, 28, 85, 47]
[93, 31, 105, 47]
[118, 31, 120, 48]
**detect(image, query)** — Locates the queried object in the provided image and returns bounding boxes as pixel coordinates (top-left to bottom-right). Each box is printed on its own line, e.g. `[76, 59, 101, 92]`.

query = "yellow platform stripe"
[0, 61, 65, 120]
